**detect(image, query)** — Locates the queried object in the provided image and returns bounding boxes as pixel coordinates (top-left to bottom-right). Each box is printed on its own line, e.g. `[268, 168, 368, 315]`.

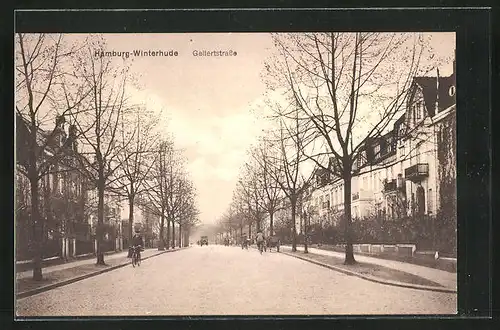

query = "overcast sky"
[62, 32, 455, 224]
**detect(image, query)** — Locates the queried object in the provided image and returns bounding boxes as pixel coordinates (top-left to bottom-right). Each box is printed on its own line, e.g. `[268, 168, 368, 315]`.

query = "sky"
[28, 32, 455, 225]
[105, 33, 276, 224]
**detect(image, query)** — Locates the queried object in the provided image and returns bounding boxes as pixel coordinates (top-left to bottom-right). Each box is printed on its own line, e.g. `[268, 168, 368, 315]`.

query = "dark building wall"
[436, 110, 457, 255]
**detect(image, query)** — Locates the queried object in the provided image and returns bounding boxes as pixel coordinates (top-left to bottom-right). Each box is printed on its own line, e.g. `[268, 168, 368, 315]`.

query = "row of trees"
[15, 33, 199, 280]
[138, 140, 200, 251]
[218, 32, 443, 264]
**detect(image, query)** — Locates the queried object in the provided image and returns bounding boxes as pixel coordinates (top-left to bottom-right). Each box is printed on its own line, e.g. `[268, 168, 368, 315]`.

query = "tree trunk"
[29, 174, 43, 281]
[269, 212, 274, 236]
[172, 221, 175, 249]
[248, 222, 252, 240]
[343, 172, 356, 265]
[158, 212, 165, 250]
[291, 198, 297, 252]
[178, 222, 182, 248]
[96, 178, 105, 265]
[166, 219, 171, 250]
[304, 213, 308, 254]
[127, 194, 134, 257]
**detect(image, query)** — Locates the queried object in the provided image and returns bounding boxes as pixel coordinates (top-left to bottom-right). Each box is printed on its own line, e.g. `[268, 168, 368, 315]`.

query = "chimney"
[54, 115, 67, 147]
[435, 67, 440, 115]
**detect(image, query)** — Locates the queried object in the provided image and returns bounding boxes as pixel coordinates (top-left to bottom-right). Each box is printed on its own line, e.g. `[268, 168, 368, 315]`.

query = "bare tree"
[163, 150, 190, 249]
[230, 197, 247, 239]
[180, 204, 200, 247]
[264, 114, 315, 252]
[141, 139, 174, 250]
[234, 168, 266, 240]
[266, 32, 435, 264]
[300, 185, 315, 254]
[15, 33, 89, 280]
[232, 187, 252, 239]
[111, 106, 160, 256]
[175, 176, 197, 248]
[249, 140, 283, 236]
[68, 37, 134, 265]
[141, 140, 193, 250]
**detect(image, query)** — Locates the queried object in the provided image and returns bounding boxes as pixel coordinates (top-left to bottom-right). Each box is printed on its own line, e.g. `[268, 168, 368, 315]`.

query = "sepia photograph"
[15, 31, 457, 316]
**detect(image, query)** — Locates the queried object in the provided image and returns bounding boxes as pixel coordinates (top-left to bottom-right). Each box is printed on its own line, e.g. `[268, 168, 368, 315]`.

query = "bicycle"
[131, 245, 141, 267]
[257, 240, 264, 254]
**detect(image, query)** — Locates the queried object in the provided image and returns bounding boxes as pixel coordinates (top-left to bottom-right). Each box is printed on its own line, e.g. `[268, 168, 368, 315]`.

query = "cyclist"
[256, 230, 265, 253]
[131, 230, 144, 262]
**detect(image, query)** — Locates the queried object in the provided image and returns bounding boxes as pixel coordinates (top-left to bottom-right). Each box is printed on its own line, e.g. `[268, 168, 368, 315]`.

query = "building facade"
[305, 63, 456, 240]
[16, 113, 125, 261]
[16, 114, 90, 261]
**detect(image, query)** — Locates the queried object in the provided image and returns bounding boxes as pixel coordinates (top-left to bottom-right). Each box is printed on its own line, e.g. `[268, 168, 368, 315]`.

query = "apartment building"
[16, 114, 89, 260]
[307, 62, 456, 225]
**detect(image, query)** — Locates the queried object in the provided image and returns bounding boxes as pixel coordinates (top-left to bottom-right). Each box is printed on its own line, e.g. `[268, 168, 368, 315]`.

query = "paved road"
[16, 245, 457, 316]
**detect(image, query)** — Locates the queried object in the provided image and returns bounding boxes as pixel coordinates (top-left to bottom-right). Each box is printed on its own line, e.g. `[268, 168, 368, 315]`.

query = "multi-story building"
[86, 187, 122, 252]
[306, 60, 456, 229]
[16, 114, 90, 261]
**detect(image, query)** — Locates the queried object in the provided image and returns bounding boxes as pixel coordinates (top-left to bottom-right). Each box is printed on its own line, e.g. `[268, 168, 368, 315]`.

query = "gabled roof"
[413, 74, 456, 117]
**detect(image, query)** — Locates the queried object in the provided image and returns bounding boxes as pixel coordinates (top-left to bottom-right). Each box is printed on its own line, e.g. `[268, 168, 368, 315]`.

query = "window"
[400, 144, 406, 158]
[71, 181, 77, 196]
[58, 175, 64, 194]
[374, 144, 381, 159]
[386, 136, 393, 154]
[416, 101, 423, 120]
[353, 206, 359, 219]
[399, 126, 406, 139]
[416, 185, 425, 215]
[428, 188, 433, 214]
[43, 173, 49, 191]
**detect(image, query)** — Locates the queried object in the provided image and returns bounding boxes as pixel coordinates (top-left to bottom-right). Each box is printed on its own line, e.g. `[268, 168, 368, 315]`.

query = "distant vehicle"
[267, 236, 281, 252]
[200, 236, 209, 246]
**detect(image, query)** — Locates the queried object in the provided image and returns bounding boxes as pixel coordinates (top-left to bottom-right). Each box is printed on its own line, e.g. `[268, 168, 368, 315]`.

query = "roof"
[16, 113, 65, 152]
[413, 74, 456, 117]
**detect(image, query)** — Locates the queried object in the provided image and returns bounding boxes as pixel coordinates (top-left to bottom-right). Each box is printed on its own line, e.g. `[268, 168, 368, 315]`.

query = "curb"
[282, 251, 457, 294]
[17, 247, 190, 299]
[283, 245, 458, 274]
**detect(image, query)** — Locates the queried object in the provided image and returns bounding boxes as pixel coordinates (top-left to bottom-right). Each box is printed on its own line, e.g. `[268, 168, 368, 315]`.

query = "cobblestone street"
[16, 245, 457, 316]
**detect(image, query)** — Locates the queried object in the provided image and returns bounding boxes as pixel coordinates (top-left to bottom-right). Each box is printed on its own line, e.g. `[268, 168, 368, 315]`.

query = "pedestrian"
[256, 230, 265, 252]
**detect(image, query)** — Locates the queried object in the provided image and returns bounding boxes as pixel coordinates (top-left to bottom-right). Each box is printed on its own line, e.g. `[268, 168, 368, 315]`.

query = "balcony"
[404, 163, 429, 182]
[383, 178, 405, 194]
[383, 179, 397, 192]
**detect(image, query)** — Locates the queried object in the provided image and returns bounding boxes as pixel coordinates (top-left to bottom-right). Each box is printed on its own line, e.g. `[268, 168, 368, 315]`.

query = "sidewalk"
[17, 249, 130, 280]
[16, 247, 188, 299]
[282, 245, 457, 292]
